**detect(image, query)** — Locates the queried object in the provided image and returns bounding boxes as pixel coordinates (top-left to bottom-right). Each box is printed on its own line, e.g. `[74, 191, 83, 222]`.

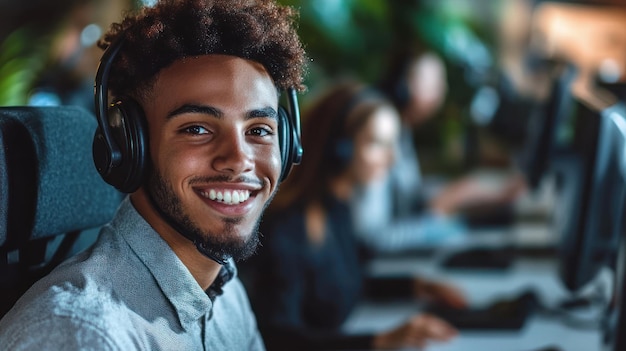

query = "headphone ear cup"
[92, 98, 148, 193]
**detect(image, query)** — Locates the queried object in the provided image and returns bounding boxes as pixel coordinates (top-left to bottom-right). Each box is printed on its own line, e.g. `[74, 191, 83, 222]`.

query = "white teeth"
[201, 189, 251, 205]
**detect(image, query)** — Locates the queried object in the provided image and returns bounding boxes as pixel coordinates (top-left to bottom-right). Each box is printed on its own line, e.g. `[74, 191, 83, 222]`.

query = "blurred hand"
[430, 177, 484, 215]
[372, 313, 457, 350]
[431, 173, 528, 215]
[413, 278, 468, 309]
[498, 174, 528, 202]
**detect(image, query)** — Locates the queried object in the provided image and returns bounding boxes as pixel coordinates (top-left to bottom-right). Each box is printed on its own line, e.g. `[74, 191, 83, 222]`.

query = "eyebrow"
[167, 104, 278, 120]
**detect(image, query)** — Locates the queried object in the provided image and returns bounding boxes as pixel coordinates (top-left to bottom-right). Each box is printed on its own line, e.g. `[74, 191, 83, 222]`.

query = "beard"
[147, 170, 265, 262]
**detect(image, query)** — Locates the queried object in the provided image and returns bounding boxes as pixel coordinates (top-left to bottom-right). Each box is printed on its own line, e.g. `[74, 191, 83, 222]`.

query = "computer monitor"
[605, 223, 626, 351]
[518, 63, 577, 190]
[553, 97, 626, 293]
[594, 103, 626, 351]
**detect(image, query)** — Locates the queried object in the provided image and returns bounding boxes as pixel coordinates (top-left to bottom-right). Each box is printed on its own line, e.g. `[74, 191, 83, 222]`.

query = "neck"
[130, 190, 223, 291]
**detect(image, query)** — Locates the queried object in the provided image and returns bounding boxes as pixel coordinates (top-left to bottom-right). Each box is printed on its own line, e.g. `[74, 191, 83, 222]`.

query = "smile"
[198, 189, 251, 205]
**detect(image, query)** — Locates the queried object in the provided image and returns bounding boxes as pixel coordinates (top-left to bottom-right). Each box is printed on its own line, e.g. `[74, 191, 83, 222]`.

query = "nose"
[212, 130, 254, 175]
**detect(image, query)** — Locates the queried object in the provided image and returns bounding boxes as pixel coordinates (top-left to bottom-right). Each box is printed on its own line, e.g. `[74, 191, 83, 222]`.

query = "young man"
[0, 0, 306, 349]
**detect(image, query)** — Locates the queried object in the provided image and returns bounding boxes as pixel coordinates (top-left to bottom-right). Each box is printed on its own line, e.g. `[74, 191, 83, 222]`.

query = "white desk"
[342, 254, 605, 351]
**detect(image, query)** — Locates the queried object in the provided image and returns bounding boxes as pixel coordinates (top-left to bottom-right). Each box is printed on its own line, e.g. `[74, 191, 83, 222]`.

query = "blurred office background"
[4, 1, 626, 349]
[4, 0, 623, 181]
[3, 0, 626, 219]
[0, 0, 573, 178]
[1, 0, 626, 217]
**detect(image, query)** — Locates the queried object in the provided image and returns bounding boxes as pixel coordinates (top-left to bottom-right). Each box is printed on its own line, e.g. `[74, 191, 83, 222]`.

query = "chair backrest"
[0, 120, 8, 248]
[0, 105, 122, 317]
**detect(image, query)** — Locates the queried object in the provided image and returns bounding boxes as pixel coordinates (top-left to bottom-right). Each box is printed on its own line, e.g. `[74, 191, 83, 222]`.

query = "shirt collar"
[112, 197, 237, 330]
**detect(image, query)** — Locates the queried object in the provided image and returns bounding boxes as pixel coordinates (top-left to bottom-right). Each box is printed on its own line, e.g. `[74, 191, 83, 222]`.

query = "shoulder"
[0, 281, 135, 350]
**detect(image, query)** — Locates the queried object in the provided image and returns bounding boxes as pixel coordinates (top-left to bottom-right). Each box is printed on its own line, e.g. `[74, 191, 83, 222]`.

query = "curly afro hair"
[98, 0, 307, 101]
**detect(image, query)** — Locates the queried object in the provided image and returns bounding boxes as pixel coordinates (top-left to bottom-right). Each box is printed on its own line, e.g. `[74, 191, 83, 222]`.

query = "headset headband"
[94, 37, 125, 173]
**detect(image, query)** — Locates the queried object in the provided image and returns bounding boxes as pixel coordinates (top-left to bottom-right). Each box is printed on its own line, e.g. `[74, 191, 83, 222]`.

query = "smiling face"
[134, 54, 282, 261]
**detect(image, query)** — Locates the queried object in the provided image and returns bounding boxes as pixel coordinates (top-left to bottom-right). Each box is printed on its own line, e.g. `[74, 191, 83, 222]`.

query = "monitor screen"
[595, 103, 626, 351]
[518, 64, 577, 190]
[555, 100, 626, 293]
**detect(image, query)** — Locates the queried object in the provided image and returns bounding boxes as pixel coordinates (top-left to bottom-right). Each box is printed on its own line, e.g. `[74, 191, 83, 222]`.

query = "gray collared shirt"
[0, 197, 265, 351]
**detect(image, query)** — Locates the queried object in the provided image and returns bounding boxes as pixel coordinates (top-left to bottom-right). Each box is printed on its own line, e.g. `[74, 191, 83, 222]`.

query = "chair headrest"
[0, 106, 121, 248]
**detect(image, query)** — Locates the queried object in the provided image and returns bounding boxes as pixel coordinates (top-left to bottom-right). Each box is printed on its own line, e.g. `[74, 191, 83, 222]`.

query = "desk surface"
[343, 254, 605, 351]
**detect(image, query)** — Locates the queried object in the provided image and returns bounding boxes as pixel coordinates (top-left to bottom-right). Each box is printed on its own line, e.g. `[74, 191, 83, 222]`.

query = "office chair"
[0, 106, 122, 317]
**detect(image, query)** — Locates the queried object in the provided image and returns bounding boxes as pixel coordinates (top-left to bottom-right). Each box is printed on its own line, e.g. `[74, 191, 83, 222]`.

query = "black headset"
[93, 37, 303, 193]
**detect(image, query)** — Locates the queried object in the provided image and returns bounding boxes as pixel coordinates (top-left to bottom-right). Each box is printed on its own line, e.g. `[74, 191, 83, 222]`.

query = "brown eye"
[183, 125, 209, 135]
[248, 126, 273, 137]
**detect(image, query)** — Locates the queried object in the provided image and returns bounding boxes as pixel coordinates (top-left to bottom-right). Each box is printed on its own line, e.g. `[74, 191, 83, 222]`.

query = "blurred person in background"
[242, 81, 466, 350]
[350, 46, 527, 253]
[28, 0, 130, 112]
[0, 0, 130, 109]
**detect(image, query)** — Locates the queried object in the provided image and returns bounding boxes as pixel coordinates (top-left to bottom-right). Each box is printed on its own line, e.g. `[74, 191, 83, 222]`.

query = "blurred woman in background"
[242, 81, 465, 350]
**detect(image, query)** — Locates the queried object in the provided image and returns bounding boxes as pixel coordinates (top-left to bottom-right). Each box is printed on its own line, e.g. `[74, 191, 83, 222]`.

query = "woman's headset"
[92, 37, 303, 193]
